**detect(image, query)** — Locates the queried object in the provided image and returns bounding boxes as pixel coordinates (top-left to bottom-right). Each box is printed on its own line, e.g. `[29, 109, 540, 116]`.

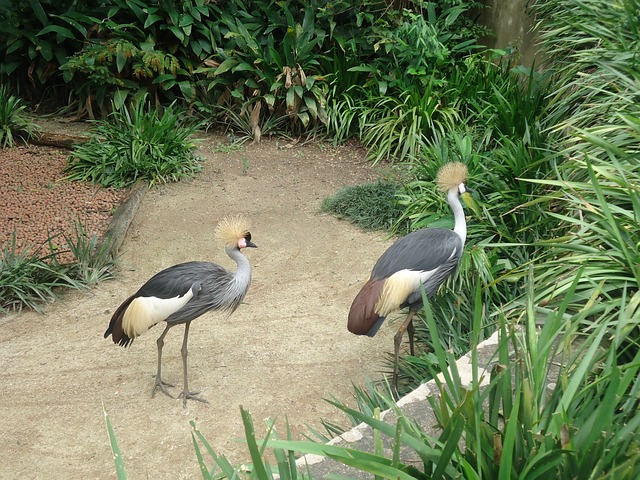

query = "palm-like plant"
[197, 3, 328, 139]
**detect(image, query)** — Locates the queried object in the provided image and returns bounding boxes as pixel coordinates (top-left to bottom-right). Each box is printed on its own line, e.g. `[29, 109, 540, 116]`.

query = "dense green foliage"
[327, 2, 489, 162]
[3, 0, 639, 477]
[0, 0, 486, 140]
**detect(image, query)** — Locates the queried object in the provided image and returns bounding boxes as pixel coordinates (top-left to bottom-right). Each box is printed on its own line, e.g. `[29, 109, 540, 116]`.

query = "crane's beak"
[461, 190, 481, 218]
[246, 240, 258, 248]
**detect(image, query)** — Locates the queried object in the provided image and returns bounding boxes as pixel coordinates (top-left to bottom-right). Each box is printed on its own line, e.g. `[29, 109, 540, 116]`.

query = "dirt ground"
[0, 132, 399, 479]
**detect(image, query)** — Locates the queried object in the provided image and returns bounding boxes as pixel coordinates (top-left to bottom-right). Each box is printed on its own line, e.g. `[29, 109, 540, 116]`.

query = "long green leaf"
[240, 407, 270, 479]
[103, 405, 127, 480]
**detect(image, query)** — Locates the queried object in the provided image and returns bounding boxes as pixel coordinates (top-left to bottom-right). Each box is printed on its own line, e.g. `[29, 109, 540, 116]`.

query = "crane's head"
[436, 162, 468, 194]
[436, 162, 480, 216]
[215, 215, 257, 250]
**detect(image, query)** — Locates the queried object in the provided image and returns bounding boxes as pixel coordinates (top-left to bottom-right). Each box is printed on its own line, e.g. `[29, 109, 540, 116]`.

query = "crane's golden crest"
[215, 216, 251, 247]
[436, 162, 468, 191]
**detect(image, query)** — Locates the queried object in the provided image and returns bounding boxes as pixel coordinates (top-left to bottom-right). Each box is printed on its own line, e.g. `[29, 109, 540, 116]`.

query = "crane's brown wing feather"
[348, 278, 385, 336]
[104, 293, 137, 347]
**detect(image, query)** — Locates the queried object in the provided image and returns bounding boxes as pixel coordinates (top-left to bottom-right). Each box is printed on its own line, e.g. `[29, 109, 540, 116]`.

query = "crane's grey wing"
[139, 261, 244, 324]
[137, 261, 229, 299]
[371, 229, 463, 280]
[105, 261, 243, 346]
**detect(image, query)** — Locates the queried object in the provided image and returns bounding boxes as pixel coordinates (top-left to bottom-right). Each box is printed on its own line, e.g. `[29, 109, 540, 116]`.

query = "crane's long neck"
[448, 187, 467, 245]
[226, 246, 252, 288]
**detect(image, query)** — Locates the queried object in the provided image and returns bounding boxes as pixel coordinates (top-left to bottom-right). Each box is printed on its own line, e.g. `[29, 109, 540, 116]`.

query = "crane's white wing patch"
[122, 290, 195, 338]
[374, 269, 436, 317]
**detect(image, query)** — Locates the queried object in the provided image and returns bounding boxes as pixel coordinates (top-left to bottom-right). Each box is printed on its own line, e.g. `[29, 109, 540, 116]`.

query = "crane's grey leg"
[178, 321, 209, 407]
[393, 310, 416, 399]
[152, 323, 175, 398]
[407, 316, 416, 357]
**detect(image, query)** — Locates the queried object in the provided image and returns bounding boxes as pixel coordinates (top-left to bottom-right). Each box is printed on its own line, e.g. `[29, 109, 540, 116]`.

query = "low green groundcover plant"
[321, 180, 407, 233]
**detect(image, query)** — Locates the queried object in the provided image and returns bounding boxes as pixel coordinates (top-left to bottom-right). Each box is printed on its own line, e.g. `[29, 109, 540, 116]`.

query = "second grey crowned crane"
[348, 162, 471, 395]
[104, 216, 257, 407]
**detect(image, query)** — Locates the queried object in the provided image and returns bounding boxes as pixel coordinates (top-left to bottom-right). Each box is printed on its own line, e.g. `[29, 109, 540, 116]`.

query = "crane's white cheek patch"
[375, 269, 435, 317]
[122, 291, 194, 338]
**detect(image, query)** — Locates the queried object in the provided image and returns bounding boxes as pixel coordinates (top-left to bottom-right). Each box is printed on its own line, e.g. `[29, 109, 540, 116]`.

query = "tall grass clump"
[65, 98, 201, 188]
[0, 234, 79, 313]
[0, 84, 41, 147]
[63, 220, 118, 285]
[523, 0, 640, 317]
[530, 0, 640, 142]
[0, 223, 118, 313]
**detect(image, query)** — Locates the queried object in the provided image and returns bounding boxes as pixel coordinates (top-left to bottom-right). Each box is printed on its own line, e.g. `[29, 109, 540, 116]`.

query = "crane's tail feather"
[348, 278, 386, 337]
[104, 294, 136, 347]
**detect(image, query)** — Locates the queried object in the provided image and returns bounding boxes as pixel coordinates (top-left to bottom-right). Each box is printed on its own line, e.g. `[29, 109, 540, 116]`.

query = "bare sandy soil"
[0, 133, 398, 479]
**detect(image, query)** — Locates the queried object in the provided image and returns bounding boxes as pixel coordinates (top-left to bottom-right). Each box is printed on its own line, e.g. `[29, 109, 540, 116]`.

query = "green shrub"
[60, 0, 222, 116]
[0, 0, 99, 103]
[65, 99, 201, 188]
[325, 2, 491, 161]
[61, 39, 183, 117]
[0, 0, 222, 113]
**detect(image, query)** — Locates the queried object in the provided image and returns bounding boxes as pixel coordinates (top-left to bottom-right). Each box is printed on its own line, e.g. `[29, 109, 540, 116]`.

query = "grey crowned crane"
[104, 216, 256, 407]
[348, 162, 471, 396]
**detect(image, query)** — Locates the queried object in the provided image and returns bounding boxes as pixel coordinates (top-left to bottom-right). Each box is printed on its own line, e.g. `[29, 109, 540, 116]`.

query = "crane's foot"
[178, 390, 209, 408]
[151, 378, 176, 399]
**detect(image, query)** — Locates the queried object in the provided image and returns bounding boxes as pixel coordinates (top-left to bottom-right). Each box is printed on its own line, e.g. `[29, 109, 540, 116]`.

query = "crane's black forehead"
[245, 232, 252, 241]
